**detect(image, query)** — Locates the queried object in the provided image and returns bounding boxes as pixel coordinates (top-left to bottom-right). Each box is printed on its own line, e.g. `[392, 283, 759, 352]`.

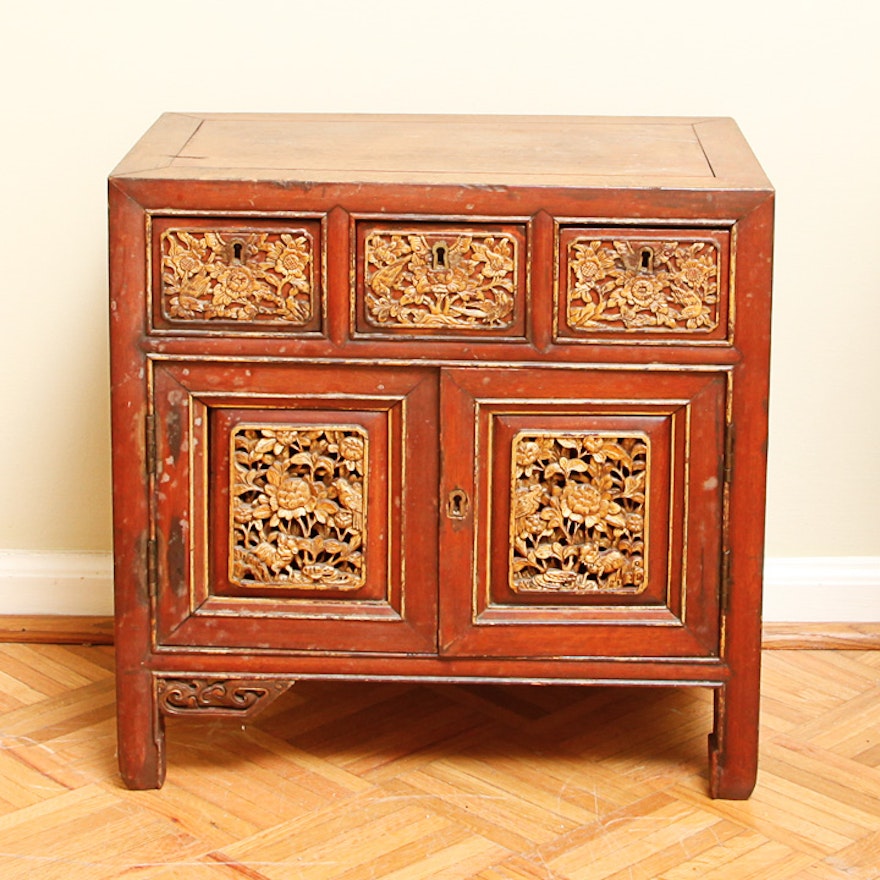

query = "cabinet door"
[439, 367, 727, 659]
[151, 361, 438, 654]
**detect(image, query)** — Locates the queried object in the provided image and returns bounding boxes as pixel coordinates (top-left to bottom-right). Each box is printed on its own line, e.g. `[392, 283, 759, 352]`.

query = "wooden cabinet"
[109, 114, 773, 798]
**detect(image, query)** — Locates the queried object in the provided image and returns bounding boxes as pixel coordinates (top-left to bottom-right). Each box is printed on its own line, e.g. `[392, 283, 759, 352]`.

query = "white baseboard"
[0, 551, 878, 622]
[0, 550, 114, 616]
[761, 557, 880, 622]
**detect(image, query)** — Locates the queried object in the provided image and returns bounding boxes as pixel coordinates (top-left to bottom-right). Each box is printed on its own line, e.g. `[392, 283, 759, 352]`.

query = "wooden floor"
[0, 647, 878, 879]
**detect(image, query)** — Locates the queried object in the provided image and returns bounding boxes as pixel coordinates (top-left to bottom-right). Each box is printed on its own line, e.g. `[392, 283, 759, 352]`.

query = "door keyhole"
[446, 488, 469, 519]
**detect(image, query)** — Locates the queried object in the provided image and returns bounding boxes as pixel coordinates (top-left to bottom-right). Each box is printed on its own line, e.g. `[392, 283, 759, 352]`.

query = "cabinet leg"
[708, 676, 759, 799]
[116, 671, 166, 790]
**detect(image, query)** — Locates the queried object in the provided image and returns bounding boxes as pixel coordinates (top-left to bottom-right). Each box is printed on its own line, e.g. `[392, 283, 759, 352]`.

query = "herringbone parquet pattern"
[0, 645, 878, 878]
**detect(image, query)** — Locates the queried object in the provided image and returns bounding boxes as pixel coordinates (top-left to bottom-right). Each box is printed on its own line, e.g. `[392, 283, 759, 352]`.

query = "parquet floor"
[0, 646, 878, 879]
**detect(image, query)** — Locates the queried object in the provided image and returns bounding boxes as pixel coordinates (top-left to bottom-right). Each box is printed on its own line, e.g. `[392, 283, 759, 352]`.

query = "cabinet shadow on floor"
[159, 680, 715, 790]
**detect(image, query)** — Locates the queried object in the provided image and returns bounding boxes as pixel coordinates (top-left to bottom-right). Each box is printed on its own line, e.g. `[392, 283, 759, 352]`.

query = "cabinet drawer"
[150, 217, 323, 335]
[556, 228, 731, 344]
[355, 221, 527, 338]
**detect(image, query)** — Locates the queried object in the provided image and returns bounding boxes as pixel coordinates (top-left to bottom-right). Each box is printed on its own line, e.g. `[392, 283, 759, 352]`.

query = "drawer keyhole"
[231, 242, 244, 263]
[446, 488, 469, 519]
[640, 247, 654, 273]
[432, 242, 448, 270]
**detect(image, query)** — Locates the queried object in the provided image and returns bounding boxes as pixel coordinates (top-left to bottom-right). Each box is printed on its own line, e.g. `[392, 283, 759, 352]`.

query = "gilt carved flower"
[571, 241, 617, 285]
[339, 436, 365, 463]
[268, 235, 310, 279]
[264, 471, 314, 521]
[678, 254, 714, 288]
[622, 275, 664, 309]
[215, 266, 256, 304]
[516, 441, 543, 469]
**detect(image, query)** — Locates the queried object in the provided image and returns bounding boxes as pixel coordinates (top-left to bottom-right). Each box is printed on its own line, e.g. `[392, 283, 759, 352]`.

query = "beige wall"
[2, 0, 878, 558]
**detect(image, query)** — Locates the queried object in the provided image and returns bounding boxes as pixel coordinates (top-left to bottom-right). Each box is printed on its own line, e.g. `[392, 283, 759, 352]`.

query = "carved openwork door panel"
[439, 367, 728, 659]
[150, 360, 438, 654]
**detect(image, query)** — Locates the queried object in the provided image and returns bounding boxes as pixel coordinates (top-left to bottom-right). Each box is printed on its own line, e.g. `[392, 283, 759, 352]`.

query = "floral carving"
[510, 433, 648, 593]
[230, 426, 367, 589]
[161, 229, 314, 324]
[566, 238, 720, 332]
[364, 231, 517, 328]
[157, 678, 290, 716]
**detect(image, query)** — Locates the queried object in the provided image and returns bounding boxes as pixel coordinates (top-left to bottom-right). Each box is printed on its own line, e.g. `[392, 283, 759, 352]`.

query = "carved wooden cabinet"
[109, 114, 773, 798]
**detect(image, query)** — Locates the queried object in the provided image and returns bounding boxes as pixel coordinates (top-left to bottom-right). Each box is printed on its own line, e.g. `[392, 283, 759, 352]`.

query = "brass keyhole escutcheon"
[446, 488, 469, 519]
[432, 241, 449, 271]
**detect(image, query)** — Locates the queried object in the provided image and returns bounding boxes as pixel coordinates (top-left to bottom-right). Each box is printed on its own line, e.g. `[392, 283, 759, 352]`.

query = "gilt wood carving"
[566, 238, 720, 332]
[230, 426, 368, 589]
[510, 433, 649, 593]
[364, 230, 517, 328]
[161, 229, 314, 324]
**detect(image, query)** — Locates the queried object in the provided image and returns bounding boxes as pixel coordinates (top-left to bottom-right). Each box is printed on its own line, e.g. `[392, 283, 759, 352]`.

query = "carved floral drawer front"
[355, 222, 527, 337]
[151, 218, 322, 334]
[557, 228, 730, 343]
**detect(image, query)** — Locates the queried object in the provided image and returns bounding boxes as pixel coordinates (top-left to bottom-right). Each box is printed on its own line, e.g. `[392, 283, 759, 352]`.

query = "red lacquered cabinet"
[109, 114, 773, 797]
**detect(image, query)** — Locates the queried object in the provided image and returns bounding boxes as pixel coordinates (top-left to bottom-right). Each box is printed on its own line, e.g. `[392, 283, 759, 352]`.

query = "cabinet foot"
[117, 672, 166, 791]
[707, 681, 759, 799]
[117, 676, 292, 789]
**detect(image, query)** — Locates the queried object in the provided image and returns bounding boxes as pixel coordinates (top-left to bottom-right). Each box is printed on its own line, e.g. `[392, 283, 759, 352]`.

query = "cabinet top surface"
[111, 113, 771, 191]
